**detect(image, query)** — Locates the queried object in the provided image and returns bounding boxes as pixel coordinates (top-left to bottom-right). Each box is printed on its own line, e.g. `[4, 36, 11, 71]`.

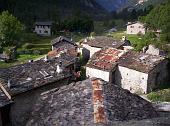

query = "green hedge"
[17, 48, 50, 55]
[22, 43, 51, 49]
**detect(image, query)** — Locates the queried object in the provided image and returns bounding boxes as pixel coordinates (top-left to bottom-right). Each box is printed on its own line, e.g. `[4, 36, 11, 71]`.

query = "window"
[130, 26, 134, 28]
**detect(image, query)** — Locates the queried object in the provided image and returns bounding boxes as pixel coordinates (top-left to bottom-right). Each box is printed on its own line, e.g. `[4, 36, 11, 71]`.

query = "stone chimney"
[8, 80, 11, 89]
[56, 64, 63, 74]
[122, 36, 126, 41]
[44, 55, 48, 62]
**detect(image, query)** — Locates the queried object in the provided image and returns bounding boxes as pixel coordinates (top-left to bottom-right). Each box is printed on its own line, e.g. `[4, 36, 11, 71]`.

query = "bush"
[147, 89, 170, 102]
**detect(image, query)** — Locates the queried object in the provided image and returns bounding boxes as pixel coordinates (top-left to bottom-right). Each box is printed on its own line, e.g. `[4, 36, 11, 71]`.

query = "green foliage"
[0, 54, 44, 68]
[56, 15, 94, 33]
[147, 89, 170, 102]
[0, 11, 24, 47]
[17, 48, 50, 55]
[143, 3, 170, 35]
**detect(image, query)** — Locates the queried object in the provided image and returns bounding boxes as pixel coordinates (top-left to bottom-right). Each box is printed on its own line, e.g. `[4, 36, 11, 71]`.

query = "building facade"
[34, 21, 53, 36]
[127, 22, 146, 35]
[115, 51, 169, 94]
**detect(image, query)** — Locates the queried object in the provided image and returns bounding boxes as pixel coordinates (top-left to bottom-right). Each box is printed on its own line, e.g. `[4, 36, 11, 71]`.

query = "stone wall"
[82, 44, 101, 59]
[115, 66, 148, 94]
[147, 60, 169, 92]
[10, 78, 70, 126]
[86, 67, 110, 82]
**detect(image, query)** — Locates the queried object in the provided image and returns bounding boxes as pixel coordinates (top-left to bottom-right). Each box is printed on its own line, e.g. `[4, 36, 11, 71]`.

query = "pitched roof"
[86, 48, 125, 71]
[26, 78, 157, 126]
[35, 21, 53, 26]
[51, 36, 77, 46]
[83, 36, 125, 48]
[0, 55, 74, 96]
[118, 51, 166, 73]
[127, 21, 145, 26]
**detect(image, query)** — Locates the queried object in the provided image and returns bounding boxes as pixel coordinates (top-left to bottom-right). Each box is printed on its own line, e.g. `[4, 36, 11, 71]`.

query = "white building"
[127, 22, 146, 35]
[34, 21, 53, 36]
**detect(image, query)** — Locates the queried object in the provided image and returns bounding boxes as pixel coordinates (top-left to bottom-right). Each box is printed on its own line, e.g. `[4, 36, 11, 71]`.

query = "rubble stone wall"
[115, 66, 148, 94]
[147, 60, 169, 92]
[10, 78, 70, 126]
[82, 44, 101, 58]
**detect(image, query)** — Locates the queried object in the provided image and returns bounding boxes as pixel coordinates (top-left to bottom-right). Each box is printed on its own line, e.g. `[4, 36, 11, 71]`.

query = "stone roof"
[0, 55, 75, 96]
[26, 78, 157, 126]
[118, 51, 166, 73]
[86, 48, 125, 71]
[51, 36, 77, 46]
[83, 36, 125, 48]
[35, 21, 53, 26]
[127, 21, 145, 26]
[0, 88, 12, 108]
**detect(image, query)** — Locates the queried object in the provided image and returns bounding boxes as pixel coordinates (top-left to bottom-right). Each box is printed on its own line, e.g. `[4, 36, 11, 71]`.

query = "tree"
[0, 11, 24, 48]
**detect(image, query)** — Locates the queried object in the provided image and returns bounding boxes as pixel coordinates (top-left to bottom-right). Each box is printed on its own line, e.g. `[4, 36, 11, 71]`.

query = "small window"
[39, 30, 41, 33]
[130, 26, 134, 28]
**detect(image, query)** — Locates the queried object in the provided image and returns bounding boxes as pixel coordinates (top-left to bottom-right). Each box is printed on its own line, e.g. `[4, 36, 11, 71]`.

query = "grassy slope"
[147, 89, 170, 102]
[0, 54, 44, 68]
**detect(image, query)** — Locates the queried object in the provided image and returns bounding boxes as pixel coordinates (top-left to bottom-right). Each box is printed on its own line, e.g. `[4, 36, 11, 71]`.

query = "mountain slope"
[0, 0, 106, 24]
[95, 0, 168, 12]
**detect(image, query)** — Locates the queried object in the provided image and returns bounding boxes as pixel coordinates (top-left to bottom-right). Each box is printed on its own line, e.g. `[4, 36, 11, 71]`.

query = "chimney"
[44, 55, 48, 62]
[8, 80, 11, 88]
[84, 38, 87, 43]
[122, 36, 126, 41]
[29, 59, 33, 63]
[56, 65, 63, 74]
[59, 60, 62, 67]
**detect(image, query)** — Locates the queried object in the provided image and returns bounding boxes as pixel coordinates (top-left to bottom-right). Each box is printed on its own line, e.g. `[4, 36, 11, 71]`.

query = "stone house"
[50, 36, 79, 57]
[34, 21, 53, 36]
[86, 48, 168, 94]
[115, 51, 169, 94]
[25, 78, 157, 126]
[81, 36, 131, 60]
[127, 22, 146, 35]
[0, 54, 77, 126]
[86, 48, 126, 82]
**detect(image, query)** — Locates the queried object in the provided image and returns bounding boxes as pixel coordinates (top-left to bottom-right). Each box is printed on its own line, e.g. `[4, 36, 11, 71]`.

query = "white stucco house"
[34, 21, 53, 36]
[127, 22, 146, 35]
[81, 36, 131, 60]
